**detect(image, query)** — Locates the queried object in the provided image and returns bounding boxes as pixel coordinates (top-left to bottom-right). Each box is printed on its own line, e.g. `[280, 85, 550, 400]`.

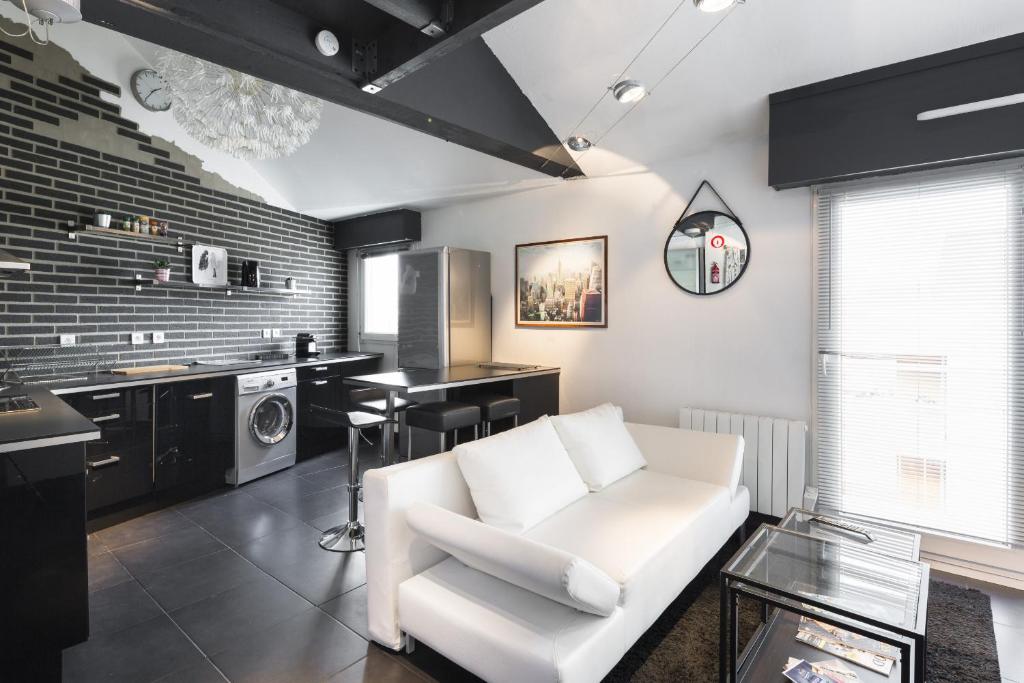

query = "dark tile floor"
[66, 449, 1024, 683]
[66, 449, 438, 683]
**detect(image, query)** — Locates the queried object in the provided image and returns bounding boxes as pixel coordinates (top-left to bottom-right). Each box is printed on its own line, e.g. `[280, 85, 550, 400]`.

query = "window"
[814, 161, 1024, 547]
[361, 252, 399, 337]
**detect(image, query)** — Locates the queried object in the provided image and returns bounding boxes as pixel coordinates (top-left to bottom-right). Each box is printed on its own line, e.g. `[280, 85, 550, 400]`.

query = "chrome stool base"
[319, 521, 365, 553]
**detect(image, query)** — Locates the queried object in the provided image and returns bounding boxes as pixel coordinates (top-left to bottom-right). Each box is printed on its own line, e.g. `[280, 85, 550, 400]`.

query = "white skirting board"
[679, 408, 807, 517]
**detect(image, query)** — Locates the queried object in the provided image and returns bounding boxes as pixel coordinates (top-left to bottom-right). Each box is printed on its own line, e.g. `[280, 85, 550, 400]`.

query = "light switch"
[59, 334, 76, 346]
[152, 332, 165, 344]
[272, 328, 282, 338]
[262, 329, 272, 339]
[130, 332, 145, 345]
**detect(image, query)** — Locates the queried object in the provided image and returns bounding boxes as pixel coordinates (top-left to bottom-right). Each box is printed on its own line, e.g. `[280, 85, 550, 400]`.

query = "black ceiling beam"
[361, 0, 447, 35]
[364, 0, 546, 91]
[82, 0, 582, 179]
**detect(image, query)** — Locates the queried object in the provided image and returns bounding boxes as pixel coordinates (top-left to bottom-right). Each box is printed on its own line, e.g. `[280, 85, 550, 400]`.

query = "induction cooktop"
[0, 394, 40, 414]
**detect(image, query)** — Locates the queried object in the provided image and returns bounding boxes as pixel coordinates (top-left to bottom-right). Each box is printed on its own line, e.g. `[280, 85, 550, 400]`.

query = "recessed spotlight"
[566, 136, 593, 152]
[315, 29, 340, 57]
[694, 0, 741, 12]
[612, 79, 647, 104]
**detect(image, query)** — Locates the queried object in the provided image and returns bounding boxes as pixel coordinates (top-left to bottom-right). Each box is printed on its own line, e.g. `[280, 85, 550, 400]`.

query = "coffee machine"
[295, 333, 319, 358]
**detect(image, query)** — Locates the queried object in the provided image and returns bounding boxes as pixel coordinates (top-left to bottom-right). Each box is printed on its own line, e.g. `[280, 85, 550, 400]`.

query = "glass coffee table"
[720, 509, 928, 683]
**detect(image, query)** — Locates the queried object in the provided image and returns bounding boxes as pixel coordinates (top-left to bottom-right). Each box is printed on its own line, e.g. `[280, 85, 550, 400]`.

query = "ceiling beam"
[364, 0, 546, 91]
[361, 0, 447, 35]
[82, 0, 582, 179]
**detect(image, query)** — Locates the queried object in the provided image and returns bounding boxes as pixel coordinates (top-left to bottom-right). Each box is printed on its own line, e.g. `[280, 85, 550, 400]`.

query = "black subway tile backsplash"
[0, 33, 346, 366]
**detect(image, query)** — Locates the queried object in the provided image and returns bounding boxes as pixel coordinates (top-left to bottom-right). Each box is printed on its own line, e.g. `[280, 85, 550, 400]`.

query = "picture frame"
[191, 244, 228, 286]
[515, 235, 607, 328]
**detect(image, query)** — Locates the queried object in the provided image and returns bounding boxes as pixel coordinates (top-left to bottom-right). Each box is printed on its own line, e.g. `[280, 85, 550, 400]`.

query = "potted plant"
[154, 258, 171, 283]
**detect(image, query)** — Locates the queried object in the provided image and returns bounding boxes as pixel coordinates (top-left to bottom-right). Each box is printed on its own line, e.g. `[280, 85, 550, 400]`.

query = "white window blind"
[814, 161, 1024, 547]
[361, 252, 399, 336]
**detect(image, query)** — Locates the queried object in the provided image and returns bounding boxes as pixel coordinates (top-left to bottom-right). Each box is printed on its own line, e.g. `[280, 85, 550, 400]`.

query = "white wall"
[420, 137, 813, 427]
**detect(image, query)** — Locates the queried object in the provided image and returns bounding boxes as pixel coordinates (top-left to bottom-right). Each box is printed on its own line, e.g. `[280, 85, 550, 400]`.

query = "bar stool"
[312, 408, 394, 553]
[468, 394, 521, 437]
[404, 401, 481, 460]
[349, 388, 417, 458]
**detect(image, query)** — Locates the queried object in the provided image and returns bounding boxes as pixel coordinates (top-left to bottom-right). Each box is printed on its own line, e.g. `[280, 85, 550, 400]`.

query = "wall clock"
[130, 68, 172, 112]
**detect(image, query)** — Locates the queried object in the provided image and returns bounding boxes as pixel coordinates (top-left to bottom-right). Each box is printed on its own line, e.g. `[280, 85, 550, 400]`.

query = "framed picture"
[515, 235, 607, 328]
[191, 244, 228, 286]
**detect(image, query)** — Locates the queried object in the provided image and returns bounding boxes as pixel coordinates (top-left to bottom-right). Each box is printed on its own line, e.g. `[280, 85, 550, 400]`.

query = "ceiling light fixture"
[693, 0, 742, 13]
[612, 79, 647, 104]
[566, 136, 593, 152]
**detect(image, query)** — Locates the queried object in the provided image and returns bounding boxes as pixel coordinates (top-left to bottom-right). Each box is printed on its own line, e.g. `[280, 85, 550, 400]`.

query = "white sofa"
[364, 420, 750, 683]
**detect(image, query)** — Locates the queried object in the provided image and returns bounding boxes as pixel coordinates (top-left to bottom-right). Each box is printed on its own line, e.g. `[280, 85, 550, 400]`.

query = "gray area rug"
[605, 543, 1002, 682]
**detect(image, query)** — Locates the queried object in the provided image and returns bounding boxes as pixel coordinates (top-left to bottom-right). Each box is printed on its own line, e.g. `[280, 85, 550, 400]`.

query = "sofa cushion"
[455, 415, 588, 533]
[550, 403, 647, 491]
[399, 557, 628, 683]
[406, 502, 620, 617]
[524, 469, 733, 606]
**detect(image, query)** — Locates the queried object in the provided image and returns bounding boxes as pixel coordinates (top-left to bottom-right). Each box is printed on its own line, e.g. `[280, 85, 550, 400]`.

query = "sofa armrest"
[625, 422, 743, 498]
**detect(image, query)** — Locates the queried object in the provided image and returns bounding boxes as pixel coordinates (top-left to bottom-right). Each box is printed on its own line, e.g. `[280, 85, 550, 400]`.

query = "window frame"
[357, 248, 403, 342]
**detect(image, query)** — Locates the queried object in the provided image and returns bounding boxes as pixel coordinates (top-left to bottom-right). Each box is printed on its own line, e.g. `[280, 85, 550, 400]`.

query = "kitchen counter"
[31, 352, 383, 395]
[0, 385, 100, 454]
[345, 363, 560, 394]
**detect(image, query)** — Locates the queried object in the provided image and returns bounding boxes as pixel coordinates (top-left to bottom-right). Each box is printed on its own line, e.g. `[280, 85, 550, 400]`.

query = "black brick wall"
[0, 37, 346, 368]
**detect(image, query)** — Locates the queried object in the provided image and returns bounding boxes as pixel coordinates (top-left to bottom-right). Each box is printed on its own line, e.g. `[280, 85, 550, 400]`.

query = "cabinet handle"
[312, 380, 329, 386]
[189, 392, 214, 400]
[92, 392, 120, 401]
[92, 413, 120, 423]
[313, 366, 329, 372]
[88, 455, 121, 469]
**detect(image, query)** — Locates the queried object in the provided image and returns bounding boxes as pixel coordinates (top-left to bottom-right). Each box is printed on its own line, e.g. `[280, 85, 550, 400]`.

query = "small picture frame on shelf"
[191, 244, 228, 286]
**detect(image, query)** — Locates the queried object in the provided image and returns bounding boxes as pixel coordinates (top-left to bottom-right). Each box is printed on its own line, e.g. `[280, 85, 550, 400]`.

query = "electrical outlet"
[272, 328, 282, 338]
[262, 329, 272, 339]
[59, 334, 76, 346]
[130, 332, 145, 345]
[152, 331, 165, 344]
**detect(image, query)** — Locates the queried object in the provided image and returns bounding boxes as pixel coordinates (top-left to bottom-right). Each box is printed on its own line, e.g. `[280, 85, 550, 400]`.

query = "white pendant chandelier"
[156, 51, 323, 161]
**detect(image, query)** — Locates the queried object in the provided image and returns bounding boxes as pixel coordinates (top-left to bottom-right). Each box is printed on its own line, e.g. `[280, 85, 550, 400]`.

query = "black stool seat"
[311, 406, 393, 430]
[405, 401, 481, 432]
[356, 397, 417, 414]
[470, 394, 521, 422]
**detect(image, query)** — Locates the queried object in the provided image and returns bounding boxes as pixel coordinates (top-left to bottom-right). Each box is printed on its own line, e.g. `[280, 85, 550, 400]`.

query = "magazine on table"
[798, 617, 901, 659]
[785, 657, 860, 683]
[795, 630, 896, 676]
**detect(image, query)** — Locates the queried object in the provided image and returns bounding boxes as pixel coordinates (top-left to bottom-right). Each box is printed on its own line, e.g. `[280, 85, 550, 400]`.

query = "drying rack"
[0, 344, 119, 386]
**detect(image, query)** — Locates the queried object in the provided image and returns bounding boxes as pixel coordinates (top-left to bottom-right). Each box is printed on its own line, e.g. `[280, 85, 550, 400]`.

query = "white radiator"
[679, 408, 807, 517]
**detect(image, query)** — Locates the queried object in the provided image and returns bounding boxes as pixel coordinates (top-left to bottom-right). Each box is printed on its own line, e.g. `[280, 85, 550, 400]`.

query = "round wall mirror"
[664, 210, 750, 295]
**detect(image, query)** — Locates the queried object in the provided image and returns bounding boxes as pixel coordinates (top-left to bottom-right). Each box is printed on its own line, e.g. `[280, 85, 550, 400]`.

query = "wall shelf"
[70, 226, 185, 252]
[129, 275, 304, 297]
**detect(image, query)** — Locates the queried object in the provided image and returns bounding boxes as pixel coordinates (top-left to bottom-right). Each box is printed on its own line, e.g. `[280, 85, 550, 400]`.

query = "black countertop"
[38, 352, 383, 395]
[345, 363, 560, 394]
[0, 385, 100, 454]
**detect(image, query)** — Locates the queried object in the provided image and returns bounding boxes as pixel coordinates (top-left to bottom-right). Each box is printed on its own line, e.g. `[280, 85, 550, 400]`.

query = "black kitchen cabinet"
[65, 388, 153, 512]
[155, 379, 231, 490]
[297, 358, 382, 459]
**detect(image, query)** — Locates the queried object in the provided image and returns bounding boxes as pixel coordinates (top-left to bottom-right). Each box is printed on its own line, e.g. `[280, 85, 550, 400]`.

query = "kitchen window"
[361, 252, 399, 338]
[814, 160, 1024, 548]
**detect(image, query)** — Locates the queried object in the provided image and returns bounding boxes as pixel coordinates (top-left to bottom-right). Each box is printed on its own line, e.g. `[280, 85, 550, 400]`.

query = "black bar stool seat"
[404, 401, 481, 459]
[468, 394, 521, 437]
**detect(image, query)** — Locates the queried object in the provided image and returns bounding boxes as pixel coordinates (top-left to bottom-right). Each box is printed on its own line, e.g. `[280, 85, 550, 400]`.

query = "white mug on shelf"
[95, 213, 111, 228]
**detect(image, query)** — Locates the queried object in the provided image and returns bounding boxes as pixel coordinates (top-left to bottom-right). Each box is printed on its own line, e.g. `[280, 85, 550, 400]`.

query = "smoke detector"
[7, 0, 82, 24]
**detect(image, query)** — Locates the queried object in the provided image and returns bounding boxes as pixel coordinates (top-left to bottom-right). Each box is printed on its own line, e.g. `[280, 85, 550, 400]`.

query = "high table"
[344, 363, 560, 465]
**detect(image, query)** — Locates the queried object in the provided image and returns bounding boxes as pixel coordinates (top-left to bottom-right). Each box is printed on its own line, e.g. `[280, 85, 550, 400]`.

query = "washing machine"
[228, 368, 297, 485]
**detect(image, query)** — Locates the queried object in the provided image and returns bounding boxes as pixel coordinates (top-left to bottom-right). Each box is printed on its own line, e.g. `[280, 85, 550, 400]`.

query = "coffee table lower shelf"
[737, 609, 902, 683]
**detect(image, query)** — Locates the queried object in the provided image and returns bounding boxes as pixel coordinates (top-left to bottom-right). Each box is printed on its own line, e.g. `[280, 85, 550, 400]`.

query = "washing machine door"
[249, 394, 294, 446]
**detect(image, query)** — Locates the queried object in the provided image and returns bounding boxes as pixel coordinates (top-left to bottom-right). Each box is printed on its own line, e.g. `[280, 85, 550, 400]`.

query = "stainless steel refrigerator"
[398, 247, 491, 369]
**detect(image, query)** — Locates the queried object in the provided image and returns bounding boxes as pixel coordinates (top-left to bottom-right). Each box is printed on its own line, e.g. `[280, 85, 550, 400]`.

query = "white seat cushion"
[550, 403, 647, 491]
[455, 415, 588, 533]
[405, 502, 621, 616]
[523, 469, 733, 606]
[399, 557, 628, 683]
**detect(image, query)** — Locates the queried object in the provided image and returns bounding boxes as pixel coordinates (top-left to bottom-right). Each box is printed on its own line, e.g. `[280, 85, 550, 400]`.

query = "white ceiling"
[76, 0, 1024, 219]
[485, 0, 1024, 177]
